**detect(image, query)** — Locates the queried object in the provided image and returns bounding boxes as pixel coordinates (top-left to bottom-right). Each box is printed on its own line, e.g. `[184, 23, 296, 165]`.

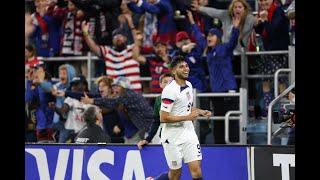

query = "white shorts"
[162, 139, 202, 170]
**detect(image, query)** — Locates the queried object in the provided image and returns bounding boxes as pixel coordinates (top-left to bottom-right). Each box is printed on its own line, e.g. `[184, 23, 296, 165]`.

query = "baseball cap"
[208, 28, 223, 40]
[70, 75, 88, 86]
[33, 60, 45, 69]
[153, 36, 167, 46]
[112, 28, 127, 37]
[175, 31, 190, 43]
[111, 76, 131, 89]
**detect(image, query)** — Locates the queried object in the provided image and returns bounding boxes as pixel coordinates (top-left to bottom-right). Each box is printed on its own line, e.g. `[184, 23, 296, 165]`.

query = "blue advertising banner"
[25, 144, 249, 180]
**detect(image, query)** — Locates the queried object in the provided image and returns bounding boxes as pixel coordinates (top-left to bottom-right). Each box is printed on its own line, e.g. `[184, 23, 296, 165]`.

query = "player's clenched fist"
[189, 109, 200, 120]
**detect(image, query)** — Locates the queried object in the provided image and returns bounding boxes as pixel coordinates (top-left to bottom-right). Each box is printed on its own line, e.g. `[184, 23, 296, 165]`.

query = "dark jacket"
[75, 124, 111, 143]
[192, 24, 239, 92]
[94, 89, 154, 132]
[255, 6, 290, 50]
[25, 80, 55, 129]
[30, 12, 62, 57]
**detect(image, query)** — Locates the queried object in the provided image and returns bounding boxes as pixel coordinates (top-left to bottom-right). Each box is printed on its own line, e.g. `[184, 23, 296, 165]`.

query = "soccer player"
[155, 56, 212, 180]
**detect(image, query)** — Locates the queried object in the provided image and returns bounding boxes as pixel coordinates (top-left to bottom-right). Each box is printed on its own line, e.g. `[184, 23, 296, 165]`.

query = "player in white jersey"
[153, 56, 212, 180]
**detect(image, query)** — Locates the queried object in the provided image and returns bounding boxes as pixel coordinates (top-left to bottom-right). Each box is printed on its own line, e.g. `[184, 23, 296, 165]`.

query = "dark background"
[253, 146, 295, 180]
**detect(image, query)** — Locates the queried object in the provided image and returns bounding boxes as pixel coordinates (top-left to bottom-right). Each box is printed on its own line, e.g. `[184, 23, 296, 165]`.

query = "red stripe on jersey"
[162, 98, 174, 104]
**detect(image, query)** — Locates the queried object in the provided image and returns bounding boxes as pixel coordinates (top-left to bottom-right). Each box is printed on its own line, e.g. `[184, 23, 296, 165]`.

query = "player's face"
[207, 34, 218, 47]
[174, 61, 190, 80]
[159, 76, 173, 89]
[98, 81, 110, 97]
[59, 69, 68, 85]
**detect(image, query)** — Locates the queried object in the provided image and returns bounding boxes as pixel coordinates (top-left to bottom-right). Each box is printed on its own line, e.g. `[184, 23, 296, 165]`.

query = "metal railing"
[193, 88, 248, 144]
[267, 82, 295, 145]
[274, 68, 292, 97]
[225, 111, 242, 144]
[38, 49, 291, 89]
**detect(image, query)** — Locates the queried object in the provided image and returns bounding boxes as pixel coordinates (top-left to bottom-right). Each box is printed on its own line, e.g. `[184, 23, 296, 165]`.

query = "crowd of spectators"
[25, 0, 295, 144]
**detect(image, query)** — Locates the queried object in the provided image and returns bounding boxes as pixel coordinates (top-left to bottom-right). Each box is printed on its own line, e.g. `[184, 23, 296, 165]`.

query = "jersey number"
[187, 102, 192, 112]
[197, 144, 201, 154]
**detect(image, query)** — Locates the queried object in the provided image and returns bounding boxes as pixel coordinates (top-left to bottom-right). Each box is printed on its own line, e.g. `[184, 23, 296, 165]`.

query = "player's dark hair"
[170, 55, 185, 69]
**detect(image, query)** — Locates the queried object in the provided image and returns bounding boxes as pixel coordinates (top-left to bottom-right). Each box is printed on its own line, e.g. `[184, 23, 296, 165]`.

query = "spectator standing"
[188, 11, 240, 92]
[255, 0, 289, 51]
[40, 64, 77, 142]
[51, 75, 95, 142]
[188, 10, 240, 144]
[191, 0, 256, 53]
[254, 0, 290, 117]
[82, 14, 145, 93]
[29, 0, 62, 57]
[94, 76, 125, 143]
[25, 44, 41, 74]
[174, 0, 214, 36]
[127, 0, 177, 47]
[147, 38, 171, 93]
[25, 64, 55, 142]
[58, 0, 85, 56]
[81, 76, 154, 144]
[171, 31, 207, 92]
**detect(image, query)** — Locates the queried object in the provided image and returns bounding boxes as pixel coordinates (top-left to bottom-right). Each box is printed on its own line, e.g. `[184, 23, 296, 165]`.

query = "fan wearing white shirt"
[51, 75, 103, 142]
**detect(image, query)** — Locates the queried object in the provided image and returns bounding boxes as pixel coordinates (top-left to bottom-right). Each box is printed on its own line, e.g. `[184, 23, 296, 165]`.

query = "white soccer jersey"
[64, 97, 91, 133]
[160, 80, 197, 144]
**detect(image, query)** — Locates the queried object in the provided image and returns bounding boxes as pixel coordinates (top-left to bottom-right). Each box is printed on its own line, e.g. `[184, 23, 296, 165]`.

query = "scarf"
[34, 13, 48, 34]
[61, 12, 83, 55]
[143, 12, 158, 49]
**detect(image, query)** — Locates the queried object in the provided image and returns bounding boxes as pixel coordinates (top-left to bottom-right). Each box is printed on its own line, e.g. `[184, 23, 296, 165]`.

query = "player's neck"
[175, 78, 186, 86]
